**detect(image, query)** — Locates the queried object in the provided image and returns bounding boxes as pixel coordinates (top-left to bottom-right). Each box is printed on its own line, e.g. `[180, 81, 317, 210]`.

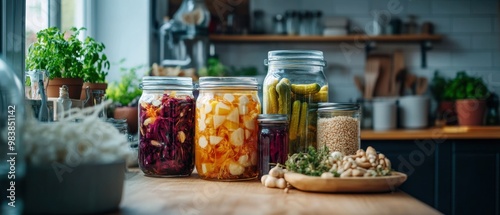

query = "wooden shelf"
[361, 126, 500, 140]
[209, 34, 443, 43]
[209, 34, 443, 68]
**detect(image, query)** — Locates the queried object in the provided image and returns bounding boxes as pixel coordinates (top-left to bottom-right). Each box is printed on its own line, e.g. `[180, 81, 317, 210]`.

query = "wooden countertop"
[361, 126, 500, 140]
[113, 169, 441, 215]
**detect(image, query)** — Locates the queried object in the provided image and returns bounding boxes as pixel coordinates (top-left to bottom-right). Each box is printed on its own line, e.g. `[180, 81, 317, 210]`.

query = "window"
[25, 0, 48, 52]
[25, 0, 86, 52]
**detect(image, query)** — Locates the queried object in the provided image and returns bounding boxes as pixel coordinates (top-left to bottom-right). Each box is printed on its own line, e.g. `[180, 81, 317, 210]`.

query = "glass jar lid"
[141, 76, 193, 90]
[318, 102, 360, 111]
[257, 114, 289, 124]
[198, 77, 258, 90]
[264, 50, 326, 67]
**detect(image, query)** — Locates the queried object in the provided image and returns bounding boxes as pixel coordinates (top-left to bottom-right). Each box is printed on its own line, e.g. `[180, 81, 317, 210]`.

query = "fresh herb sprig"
[285, 146, 336, 176]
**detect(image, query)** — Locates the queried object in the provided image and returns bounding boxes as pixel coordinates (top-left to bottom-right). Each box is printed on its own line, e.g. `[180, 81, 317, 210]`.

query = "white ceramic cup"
[399, 95, 429, 129]
[372, 100, 397, 131]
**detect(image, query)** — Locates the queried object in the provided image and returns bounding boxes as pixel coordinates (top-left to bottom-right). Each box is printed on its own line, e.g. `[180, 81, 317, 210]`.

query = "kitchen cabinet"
[209, 34, 443, 68]
[361, 129, 500, 215]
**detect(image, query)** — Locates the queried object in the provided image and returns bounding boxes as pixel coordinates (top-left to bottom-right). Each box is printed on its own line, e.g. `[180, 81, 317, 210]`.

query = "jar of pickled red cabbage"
[263, 50, 328, 154]
[138, 77, 195, 177]
[195, 77, 261, 181]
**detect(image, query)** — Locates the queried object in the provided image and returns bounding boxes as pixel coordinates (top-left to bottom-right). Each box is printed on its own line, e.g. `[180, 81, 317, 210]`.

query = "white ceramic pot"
[398, 95, 429, 129]
[373, 100, 397, 131]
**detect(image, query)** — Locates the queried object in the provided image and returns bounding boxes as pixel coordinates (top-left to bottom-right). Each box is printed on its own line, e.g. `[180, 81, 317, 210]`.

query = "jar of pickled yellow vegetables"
[263, 50, 328, 154]
[195, 77, 261, 181]
[138, 77, 195, 177]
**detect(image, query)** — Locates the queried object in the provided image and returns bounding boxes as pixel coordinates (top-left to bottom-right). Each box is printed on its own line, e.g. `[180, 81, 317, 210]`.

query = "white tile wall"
[471, 1, 499, 14]
[332, 0, 370, 15]
[407, 0, 431, 15]
[431, 1, 470, 15]
[452, 17, 492, 33]
[472, 35, 500, 50]
[216, 0, 500, 101]
[451, 52, 493, 68]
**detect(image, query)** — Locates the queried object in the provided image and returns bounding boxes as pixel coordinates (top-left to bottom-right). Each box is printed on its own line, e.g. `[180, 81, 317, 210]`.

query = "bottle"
[263, 50, 328, 154]
[38, 72, 51, 122]
[0, 58, 25, 215]
[195, 77, 261, 181]
[317, 103, 361, 155]
[258, 114, 289, 177]
[138, 76, 195, 177]
[56, 85, 72, 120]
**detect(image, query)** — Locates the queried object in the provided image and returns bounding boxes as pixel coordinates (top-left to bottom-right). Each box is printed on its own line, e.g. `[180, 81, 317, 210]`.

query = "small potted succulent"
[443, 71, 490, 126]
[106, 62, 145, 134]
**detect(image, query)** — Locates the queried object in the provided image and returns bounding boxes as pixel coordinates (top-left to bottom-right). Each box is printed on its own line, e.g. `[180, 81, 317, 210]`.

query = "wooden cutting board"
[369, 54, 392, 97]
[364, 57, 380, 100]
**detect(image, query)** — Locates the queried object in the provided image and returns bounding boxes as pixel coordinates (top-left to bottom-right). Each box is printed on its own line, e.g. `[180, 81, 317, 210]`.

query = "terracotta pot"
[114, 106, 138, 135]
[455, 99, 486, 126]
[80, 82, 108, 107]
[437, 101, 458, 125]
[46, 78, 84, 99]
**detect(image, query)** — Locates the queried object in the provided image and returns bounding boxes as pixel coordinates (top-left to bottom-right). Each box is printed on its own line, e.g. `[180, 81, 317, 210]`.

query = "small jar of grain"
[317, 103, 361, 155]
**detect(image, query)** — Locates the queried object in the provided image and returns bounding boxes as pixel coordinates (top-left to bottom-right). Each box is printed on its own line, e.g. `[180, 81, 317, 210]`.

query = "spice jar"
[257, 114, 289, 177]
[138, 76, 195, 177]
[317, 103, 361, 155]
[263, 50, 328, 154]
[195, 77, 261, 181]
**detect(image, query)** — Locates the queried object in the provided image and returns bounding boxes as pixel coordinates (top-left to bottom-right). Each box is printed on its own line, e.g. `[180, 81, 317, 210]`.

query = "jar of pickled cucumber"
[263, 50, 328, 154]
[138, 76, 195, 177]
[195, 77, 261, 181]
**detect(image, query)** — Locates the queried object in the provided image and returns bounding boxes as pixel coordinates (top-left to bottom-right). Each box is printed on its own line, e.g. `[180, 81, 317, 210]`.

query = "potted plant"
[79, 35, 111, 106]
[106, 63, 145, 134]
[443, 71, 490, 126]
[431, 71, 457, 126]
[26, 27, 110, 101]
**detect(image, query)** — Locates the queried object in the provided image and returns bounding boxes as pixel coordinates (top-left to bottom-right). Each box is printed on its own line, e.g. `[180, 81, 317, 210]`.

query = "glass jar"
[317, 103, 361, 155]
[257, 114, 289, 177]
[138, 76, 195, 177]
[195, 77, 261, 181]
[263, 50, 328, 154]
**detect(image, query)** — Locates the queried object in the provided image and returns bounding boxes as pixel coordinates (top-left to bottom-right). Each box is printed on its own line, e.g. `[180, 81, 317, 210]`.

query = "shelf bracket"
[365, 41, 376, 56]
[420, 41, 433, 68]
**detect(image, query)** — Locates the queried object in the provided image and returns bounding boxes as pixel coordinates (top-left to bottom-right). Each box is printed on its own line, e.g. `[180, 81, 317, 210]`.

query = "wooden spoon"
[404, 73, 417, 95]
[353, 75, 365, 97]
[364, 57, 380, 100]
[415, 77, 428, 95]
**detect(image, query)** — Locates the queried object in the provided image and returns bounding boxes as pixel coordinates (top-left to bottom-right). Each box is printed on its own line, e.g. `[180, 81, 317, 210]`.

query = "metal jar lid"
[264, 50, 326, 67]
[317, 102, 360, 112]
[141, 76, 193, 90]
[257, 114, 289, 124]
[198, 77, 258, 90]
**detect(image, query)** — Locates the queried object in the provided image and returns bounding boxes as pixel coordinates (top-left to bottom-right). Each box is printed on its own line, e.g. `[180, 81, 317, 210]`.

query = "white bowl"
[24, 161, 125, 214]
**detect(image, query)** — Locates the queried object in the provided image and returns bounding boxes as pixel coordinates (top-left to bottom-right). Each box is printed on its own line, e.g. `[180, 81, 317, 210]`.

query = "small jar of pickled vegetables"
[138, 77, 195, 177]
[257, 114, 289, 177]
[263, 50, 328, 154]
[195, 77, 261, 181]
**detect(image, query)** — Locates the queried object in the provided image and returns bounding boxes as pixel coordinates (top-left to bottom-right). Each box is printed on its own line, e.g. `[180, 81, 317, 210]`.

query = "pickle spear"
[276, 78, 291, 115]
[291, 83, 321, 95]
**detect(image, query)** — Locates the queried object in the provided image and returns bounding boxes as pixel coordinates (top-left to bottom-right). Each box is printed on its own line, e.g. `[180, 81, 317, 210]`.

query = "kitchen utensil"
[392, 50, 405, 96]
[364, 57, 380, 100]
[415, 77, 428, 95]
[404, 73, 417, 95]
[399, 95, 429, 129]
[370, 54, 392, 97]
[353, 75, 365, 97]
[284, 171, 407, 193]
